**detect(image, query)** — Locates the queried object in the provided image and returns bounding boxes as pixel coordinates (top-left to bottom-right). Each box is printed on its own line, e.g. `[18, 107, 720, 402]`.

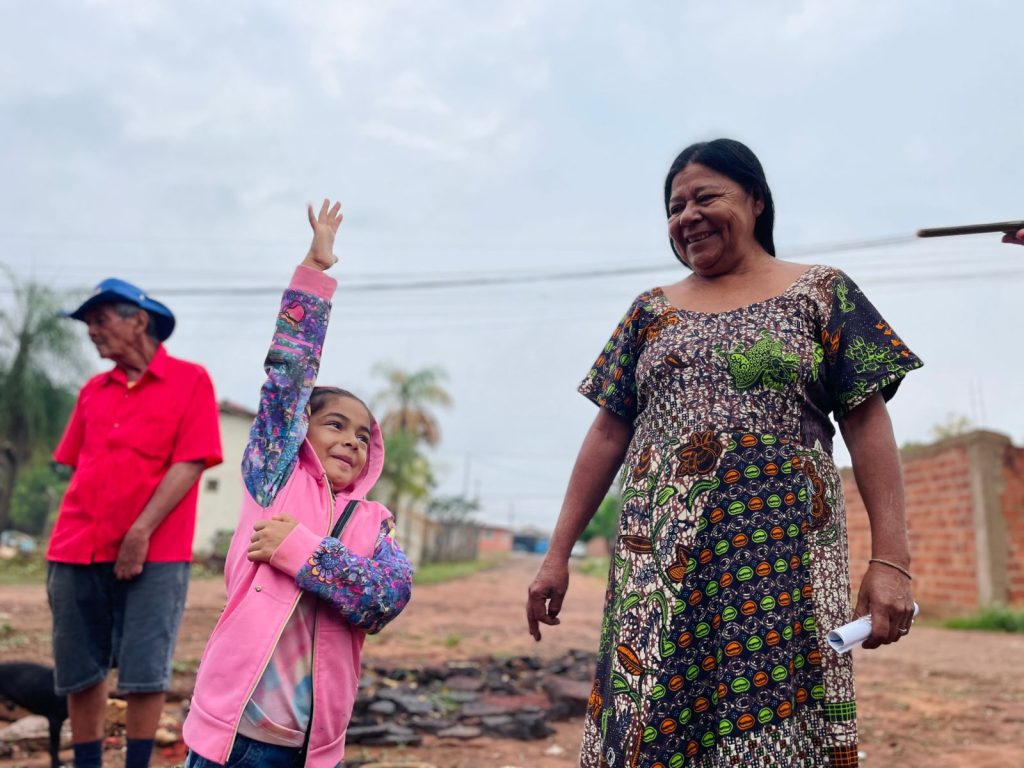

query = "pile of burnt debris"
[347, 649, 596, 747]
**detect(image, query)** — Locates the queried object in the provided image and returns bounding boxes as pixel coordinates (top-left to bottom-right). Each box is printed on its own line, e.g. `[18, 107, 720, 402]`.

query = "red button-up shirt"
[47, 345, 223, 564]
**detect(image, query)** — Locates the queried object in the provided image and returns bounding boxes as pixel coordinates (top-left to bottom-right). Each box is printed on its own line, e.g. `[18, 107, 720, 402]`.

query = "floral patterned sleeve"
[577, 292, 653, 421]
[296, 518, 413, 634]
[241, 267, 334, 508]
[822, 270, 924, 419]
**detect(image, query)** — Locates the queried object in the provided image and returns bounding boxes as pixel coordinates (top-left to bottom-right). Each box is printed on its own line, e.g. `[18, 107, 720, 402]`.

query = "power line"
[3, 233, 1020, 299]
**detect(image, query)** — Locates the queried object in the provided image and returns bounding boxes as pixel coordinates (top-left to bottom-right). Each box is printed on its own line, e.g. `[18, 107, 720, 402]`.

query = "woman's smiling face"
[666, 162, 765, 275]
[307, 395, 372, 491]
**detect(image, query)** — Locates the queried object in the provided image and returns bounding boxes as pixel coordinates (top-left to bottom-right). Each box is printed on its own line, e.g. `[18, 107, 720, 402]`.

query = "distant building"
[512, 527, 550, 555]
[477, 524, 514, 555]
[194, 400, 254, 557]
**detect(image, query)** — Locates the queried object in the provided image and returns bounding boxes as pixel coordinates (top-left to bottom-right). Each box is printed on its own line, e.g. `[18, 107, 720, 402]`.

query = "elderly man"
[47, 279, 222, 768]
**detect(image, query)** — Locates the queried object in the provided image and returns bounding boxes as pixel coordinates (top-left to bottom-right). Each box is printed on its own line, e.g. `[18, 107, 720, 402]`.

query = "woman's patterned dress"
[577, 266, 922, 768]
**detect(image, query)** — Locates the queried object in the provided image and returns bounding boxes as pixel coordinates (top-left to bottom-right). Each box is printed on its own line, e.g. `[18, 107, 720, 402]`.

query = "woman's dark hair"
[663, 138, 776, 264]
[309, 386, 375, 424]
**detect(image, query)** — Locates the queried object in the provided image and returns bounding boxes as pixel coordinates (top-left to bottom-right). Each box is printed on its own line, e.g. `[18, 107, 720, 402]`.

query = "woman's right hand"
[527, 556, 570, 641]
[1002, 227, 1024, 245]
[302, 199, 343, 271]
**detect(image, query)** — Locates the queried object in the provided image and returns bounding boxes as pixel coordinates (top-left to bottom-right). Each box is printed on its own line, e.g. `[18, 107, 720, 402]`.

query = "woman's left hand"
[248, 513, 299, 562]
[852, 562, 915, 648]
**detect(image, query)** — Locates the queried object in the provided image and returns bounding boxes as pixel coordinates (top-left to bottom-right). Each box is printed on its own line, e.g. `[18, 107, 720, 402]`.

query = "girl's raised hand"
[302, 199, 344, 271]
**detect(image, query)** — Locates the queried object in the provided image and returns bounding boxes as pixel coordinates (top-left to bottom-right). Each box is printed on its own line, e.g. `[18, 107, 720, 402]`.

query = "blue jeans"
[184, 735, 304, 768]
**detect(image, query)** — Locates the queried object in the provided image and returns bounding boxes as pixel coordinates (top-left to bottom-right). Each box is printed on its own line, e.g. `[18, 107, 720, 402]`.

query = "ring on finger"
[897, 626, 909, 635]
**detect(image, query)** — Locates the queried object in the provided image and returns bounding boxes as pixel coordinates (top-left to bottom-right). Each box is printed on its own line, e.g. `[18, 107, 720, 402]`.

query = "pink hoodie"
[184, 267, 405, 767]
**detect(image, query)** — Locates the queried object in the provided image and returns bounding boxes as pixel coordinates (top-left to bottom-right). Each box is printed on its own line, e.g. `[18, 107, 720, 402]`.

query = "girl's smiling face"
[307, 395, 372, 491]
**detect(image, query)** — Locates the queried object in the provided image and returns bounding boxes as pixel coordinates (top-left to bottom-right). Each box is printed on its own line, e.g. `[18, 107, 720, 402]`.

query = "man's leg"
[67, 679, 108, 741]
[124, 692, 165, 768]
[115, 562, 191, 768]
[47, 563, 115, 767]
[125, 691, 166, 739]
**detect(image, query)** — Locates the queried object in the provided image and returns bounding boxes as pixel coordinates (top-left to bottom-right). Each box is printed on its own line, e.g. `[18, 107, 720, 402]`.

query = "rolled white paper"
[826, 603, 920, 653]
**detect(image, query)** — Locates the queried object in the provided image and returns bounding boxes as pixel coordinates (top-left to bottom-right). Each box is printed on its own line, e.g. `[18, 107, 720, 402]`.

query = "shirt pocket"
[122, 413, 181, 462]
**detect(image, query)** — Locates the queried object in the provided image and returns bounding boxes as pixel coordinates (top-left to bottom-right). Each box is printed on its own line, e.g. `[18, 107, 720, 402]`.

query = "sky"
[2, 0, 1023, 531]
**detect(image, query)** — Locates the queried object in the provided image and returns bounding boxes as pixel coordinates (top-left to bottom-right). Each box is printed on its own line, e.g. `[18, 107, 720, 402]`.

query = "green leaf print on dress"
[835, 277, 856, 313]
[715, 331, 801, 392]
[844, 337, 901, 374]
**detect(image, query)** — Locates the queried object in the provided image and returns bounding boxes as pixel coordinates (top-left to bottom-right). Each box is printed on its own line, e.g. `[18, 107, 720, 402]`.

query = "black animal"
[0, 662, 68, 768]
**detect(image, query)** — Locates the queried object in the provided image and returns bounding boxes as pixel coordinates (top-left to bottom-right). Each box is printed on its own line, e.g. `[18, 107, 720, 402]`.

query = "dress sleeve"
[241, 266, 337, 507]
[821, 270, 923, 419]
[293, 518, 413, 634]
[577, 293, 649, 421]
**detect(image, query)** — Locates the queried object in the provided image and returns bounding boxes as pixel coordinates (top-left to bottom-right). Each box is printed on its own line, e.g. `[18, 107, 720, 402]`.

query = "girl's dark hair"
[309, 386, 375, 423]
[663, 138, 776, 265]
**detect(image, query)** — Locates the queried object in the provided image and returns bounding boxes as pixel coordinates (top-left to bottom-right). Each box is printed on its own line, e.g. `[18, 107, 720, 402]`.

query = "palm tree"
[369, 365, 452, 525]
[372, 364, 452, 447]
[0, 269, 86, 531]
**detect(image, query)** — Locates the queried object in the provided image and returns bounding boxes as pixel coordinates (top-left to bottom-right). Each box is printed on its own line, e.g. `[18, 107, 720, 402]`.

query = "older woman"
[527, 139, 921, 768]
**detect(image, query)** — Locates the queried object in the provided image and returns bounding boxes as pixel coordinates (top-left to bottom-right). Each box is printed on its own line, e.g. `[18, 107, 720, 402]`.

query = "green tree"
[372, 428, 436, 513]
[427, 494, 480, 523]
[0, 270, 86, 531]
[930, 413, 973, 441]
[372, 364, 452, 447]
[582, 492, 622, 550]
[369, 365, 452, 515]
[9, 454, 69, 535]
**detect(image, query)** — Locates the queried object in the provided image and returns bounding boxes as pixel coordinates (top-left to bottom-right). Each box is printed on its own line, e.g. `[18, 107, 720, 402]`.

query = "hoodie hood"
[298, 416, 385, 500]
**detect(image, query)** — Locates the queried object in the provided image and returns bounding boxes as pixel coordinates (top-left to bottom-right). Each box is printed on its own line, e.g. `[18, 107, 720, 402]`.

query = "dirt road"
[2, 554, 1022, 767]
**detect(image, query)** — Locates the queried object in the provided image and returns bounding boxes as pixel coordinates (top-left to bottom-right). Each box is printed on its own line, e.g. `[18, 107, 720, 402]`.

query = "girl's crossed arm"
[251, 513, 413, 634]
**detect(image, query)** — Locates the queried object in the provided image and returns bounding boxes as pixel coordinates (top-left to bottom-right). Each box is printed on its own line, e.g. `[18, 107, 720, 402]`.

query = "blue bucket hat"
[65, 278, 176, 341]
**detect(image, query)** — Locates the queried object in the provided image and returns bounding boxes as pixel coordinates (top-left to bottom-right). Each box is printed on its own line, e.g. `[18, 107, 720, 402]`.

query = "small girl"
[183, 200, 413, 768]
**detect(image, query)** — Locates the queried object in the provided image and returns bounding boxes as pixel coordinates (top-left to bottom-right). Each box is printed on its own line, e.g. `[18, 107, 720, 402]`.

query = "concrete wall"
[842, 430, 1024, 616]
[193, 407, 252, 556]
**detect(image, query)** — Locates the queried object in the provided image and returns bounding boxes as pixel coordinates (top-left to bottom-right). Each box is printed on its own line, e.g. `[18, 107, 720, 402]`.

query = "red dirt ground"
[1, 554, 1022, 767]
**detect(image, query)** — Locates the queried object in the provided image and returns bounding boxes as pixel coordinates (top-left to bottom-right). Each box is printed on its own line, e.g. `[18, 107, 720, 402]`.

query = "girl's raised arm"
[241, 200, 343, 507]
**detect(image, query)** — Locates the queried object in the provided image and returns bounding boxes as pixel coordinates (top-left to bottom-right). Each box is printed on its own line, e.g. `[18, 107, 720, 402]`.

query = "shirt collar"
[105, 344, 168, 386]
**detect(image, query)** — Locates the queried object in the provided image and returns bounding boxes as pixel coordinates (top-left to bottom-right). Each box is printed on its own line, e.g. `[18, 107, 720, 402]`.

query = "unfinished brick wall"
[841, 431, 1023, 617]
[1001, 444, 1024, 605]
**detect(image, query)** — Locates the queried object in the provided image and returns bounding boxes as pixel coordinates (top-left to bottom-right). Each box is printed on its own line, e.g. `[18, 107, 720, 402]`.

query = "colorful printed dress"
[577, 266, 922, 768]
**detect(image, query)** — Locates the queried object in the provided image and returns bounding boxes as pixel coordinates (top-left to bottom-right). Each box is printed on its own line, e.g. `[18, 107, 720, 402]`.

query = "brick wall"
[1001, 444, 1024, 604]
[842, 431, 1023, 617]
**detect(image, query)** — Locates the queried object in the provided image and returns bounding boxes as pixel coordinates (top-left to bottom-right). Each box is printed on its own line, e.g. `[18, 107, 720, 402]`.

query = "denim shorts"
[185, 735, 330, 768]
[47, 561, 190, 695]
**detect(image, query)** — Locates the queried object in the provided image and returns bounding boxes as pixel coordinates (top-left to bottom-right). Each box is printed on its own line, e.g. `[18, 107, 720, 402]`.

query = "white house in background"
[193, 400, 255, 557]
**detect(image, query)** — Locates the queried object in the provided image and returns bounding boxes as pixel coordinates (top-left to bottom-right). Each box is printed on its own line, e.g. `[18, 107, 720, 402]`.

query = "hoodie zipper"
[300, 473, 334, 765]
[224, 475, 335, 764]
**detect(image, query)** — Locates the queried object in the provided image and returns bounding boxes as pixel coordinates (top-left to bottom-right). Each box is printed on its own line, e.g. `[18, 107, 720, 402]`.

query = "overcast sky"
[3, 0, 1022, 530]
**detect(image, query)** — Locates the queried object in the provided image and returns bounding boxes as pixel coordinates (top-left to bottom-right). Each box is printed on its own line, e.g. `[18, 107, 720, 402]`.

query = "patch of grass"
[412, 557, 503, 586]
[943, 604, 1024, 633]
[172, 658, 200, 675]
[0, 630, 44, 653]
[0, 553, 47, 585]
[575, 556, 610, 580]
[443, 632, 461, 649]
